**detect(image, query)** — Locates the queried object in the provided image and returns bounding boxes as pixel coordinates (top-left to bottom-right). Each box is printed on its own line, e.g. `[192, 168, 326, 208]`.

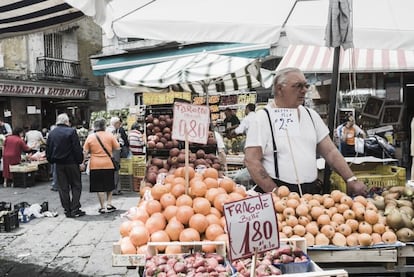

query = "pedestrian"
[46, 113, 85, 218]
[244, 67, 368, 196]
[48, 124, 58, 191]
[233, 103, 256, 136]
[0, 118, 12, 136]
[224, 108, 240, 138]
[25, 123, 45, 152]
[2, 127, 32, 187]
[107, 116, 128, 195]
[128, 122, 145, 155]
[83, 118, 120, 214]
[340, 116, 366, 157]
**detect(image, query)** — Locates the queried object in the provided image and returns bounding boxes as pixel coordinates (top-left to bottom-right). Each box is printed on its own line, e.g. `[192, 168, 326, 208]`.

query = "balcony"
[35, 57, 81, 82]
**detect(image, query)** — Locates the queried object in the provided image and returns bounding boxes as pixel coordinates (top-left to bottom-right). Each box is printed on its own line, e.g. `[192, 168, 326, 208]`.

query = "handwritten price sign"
[272, 108, 300, 137]
[223, 193, 279, 261]
[172, 102, 210, 144]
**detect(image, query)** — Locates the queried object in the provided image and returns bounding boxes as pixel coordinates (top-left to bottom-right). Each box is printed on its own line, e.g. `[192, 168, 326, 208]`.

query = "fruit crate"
[13, 171, 36, 187]
[0, 210, 19, 232]
[0, 202, 12, 211]
[331, 165, 406, 192]
[119, 174, 133, 191]
[132, 155, 146, 164]
[147, 241, 226, 257]
[119, 158, 133, 175]
[132, 163, 145, 177]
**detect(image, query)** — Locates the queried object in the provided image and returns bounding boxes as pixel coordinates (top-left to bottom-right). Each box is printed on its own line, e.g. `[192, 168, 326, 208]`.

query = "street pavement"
[0, 173, 140, 277]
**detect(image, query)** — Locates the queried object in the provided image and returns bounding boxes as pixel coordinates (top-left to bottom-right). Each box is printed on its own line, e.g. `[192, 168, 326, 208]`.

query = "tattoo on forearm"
[259, 169, 269, 179]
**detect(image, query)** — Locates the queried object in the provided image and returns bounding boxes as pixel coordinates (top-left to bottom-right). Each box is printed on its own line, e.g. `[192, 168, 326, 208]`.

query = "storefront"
[0, 79, 90, 130]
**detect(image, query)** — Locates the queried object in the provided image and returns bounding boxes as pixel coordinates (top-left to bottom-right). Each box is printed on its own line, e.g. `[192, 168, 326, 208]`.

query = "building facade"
[0, 17, 105, 130]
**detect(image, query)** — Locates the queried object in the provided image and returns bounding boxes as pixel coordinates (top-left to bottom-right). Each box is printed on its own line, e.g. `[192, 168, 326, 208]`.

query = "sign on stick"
[223, 193, 279, 261]
[172, 102, 210, 144]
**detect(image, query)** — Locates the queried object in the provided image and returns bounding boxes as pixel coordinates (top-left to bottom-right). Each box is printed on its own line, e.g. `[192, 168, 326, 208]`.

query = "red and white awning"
[277, 45, 414, 73]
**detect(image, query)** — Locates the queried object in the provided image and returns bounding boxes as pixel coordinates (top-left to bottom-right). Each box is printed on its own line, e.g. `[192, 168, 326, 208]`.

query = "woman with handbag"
[83, 118, 120, 214]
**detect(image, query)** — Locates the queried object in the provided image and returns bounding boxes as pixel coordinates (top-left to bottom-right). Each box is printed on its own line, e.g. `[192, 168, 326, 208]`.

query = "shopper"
[234, 103, 256, 136]
[46, 113, 85, 218]
[107, 116, 128, 195]
[25, 123, 45, 152]
[2, 127, 32, 187]
[128, 122, 145, 155]
[0, 119, 12, 136]
[340, 116, 366, 157]
[244, 67, 368, 196]
[83, 118, 120, 214]
[224, 108, 240, 138]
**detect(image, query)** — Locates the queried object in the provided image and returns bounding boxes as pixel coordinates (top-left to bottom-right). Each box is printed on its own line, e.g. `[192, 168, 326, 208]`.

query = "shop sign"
[223, 193, 279, 261]
[172, 102, 209, 144]
[0, 82, 87, 98]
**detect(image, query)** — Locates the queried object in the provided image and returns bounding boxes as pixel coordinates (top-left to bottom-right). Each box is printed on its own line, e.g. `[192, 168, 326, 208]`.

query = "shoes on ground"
[98, 208, 106, 214]
[68, 209, 86, 218]
[50, 187, 58, 191]
[106, 204, 117, 213]
[112, 191, 122, 195]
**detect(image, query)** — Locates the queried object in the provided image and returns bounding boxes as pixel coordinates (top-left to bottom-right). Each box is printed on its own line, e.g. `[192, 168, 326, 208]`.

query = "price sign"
[223, 193, 279, 261]
[172, 102, 210, 144]
[272, 108, 300, 137]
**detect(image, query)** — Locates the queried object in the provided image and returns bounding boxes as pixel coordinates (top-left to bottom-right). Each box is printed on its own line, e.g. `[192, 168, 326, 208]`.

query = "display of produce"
[272, 186, 404, 247]
[146, 114, 177, 150]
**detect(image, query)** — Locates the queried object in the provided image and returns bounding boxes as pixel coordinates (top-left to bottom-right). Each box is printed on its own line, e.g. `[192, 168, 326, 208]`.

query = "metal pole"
[323, 46, 341, 193]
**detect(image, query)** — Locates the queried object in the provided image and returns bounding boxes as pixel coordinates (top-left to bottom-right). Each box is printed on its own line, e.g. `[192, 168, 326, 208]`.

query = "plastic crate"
[133, 163, 145, 177]
[119, 158, 133, 174]
[132, 155, 146, 164]
[0, 210, 19, 232]
[331, 165, 406, 192]
[0, 202, 12, 211]
[119, 174, 133, 191]
[13, 172, 36, 187]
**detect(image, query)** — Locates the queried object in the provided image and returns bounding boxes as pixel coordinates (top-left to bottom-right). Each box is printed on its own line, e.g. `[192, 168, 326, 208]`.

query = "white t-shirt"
[234, 112, 256, 135]
[245, 105, 329, 184]
[25, 130, 44, 150]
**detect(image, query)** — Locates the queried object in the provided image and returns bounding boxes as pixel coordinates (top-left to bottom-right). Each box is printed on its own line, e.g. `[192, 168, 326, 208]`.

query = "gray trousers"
[56, 164, 82, 214]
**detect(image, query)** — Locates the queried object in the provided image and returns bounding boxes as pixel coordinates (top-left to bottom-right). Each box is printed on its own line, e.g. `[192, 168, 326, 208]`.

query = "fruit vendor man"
[244, 67, 368, 196]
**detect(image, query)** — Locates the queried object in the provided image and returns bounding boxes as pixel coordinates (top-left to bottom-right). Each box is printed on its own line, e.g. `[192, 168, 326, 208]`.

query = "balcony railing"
[36, 57, 81, 81]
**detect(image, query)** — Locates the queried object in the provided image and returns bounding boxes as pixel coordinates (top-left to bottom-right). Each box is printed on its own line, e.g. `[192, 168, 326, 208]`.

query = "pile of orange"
[274, 186, 397, 247]
[118, 166, 246, 254]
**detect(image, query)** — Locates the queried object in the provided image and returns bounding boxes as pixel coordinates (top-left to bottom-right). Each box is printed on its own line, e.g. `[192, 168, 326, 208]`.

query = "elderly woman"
[83, 118, 120, 214]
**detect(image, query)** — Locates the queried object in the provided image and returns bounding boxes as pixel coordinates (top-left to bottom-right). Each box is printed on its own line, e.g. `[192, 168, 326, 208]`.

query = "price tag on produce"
[223, 193, 279, 261]
[272, 108, 300, 137]
[172, 102, 210, 144]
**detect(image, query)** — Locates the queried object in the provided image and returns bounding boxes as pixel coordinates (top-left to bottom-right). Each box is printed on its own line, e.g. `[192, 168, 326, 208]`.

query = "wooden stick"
[185, 127, 189, 194]
[251, 247, 258, 277]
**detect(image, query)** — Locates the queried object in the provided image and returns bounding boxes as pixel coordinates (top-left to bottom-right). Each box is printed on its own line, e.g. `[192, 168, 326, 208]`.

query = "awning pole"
[323, 46, 341, 193]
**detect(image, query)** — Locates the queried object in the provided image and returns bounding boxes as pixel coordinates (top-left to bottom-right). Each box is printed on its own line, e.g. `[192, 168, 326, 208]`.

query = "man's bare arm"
[244, 146, 277, 192]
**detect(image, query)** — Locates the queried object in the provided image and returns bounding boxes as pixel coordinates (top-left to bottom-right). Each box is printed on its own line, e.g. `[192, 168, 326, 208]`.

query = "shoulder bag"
[95, 134, 120, 171]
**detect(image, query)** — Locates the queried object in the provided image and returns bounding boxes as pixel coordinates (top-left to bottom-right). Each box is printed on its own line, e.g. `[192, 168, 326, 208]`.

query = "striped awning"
[277, 45, 414, 73]
[0, 0, 84, 39]
[107, 53, 271, 94]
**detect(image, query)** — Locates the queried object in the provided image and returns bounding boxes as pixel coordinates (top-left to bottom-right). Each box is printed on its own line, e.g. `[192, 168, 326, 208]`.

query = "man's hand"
[347, 180, 368, 196]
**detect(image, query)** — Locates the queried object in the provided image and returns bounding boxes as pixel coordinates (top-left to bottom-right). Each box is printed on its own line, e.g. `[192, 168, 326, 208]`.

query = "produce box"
[9, 163, 38, 173]
[146, 241, 226, 257]
[0, 210, 19, 232]
[119, 174, 133, 191]
[13, 172, 36, 187]
[120, 158, 133, 175]
[331, 165, 406, 192]
[112, 243, 146, 267]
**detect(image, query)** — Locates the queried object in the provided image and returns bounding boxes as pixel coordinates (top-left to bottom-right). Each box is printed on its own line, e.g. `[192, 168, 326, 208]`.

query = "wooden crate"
[147, 241, 226, 257]
[308, 247, 398, 275]
[112, 243, 146, 267]
[397, 243, 414, 273]
[280, 237, 307, 254]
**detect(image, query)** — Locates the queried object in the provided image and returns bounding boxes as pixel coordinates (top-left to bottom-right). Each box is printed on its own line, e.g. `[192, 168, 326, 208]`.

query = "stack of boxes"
[132, 155, 146, 192]
[119, 155, 146, 192]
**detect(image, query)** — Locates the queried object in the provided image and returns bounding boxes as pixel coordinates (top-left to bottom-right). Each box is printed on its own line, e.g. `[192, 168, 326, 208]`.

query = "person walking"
[341, 116, 366, 157]
[106, 117, 128, 195]
[2, 127, 32, 187]
[244, 67, 368, 196]
[46, 113, 85, 218]
[83, 118, 120, 214]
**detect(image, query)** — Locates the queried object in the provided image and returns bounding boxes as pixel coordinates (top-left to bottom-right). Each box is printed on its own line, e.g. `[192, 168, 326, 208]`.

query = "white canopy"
[107, 53, 272, 94]
[67, 0, 414, 50]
